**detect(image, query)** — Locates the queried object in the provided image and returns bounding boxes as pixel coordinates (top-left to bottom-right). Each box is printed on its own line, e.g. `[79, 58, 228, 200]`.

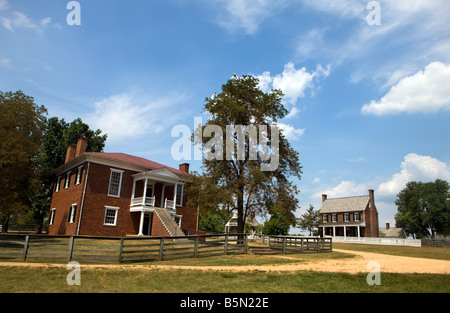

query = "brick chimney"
[322, 194, 327, 203]
[386, 223, 390, 230]
[65, 144, 77, 163]
[65, 137, 88, 164]
[75, 137, 88, 158]
[369, 189, 375, 208]
[179, 163, 190, 174]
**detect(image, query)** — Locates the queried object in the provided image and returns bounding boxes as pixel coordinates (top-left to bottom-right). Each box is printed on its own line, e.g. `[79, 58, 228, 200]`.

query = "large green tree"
[32, 117, 107, 233]
[0, 91, 47, 232]
[395, 179, 450, 238]
[186, 75, 302, 234]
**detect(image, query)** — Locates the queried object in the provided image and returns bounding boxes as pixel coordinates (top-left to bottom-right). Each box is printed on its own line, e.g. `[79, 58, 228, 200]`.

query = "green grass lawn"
[0, 265, 448, 293]
[334, 242, 450, 260]
[1, 241, 449, 293]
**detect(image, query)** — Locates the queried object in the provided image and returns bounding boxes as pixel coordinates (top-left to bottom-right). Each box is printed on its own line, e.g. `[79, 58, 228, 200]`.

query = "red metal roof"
[86, 152, 183, 174]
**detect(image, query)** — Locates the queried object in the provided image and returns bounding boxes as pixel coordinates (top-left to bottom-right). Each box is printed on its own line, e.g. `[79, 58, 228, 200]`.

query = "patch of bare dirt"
[1, 249, 449, 274]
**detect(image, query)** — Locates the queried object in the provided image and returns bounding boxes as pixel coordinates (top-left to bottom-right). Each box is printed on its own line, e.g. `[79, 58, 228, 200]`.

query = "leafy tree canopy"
[395, 179, 450, 238]
[186, 75, 302, 234]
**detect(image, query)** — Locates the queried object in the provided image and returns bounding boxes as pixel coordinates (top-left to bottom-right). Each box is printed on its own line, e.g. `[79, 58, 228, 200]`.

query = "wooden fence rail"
[0, 233, 248, 264]
[268, 236, 332, 253]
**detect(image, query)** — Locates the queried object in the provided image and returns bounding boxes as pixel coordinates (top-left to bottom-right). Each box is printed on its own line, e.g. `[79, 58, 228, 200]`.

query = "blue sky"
[2, 0, 450, 232]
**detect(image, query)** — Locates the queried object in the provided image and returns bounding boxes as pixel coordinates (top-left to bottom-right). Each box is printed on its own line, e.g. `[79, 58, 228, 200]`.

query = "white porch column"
[357, 225, 360, 237]
[131, 178, 136, 200]
[344, 226, 346, 238]
[333, 226, 335, 237]
[161, 184, 166, 207]
[143, 179, 148, 205]
[138, 211, 145, 236]
[173, 183, 178, 208]
[322, 227, 325, 237]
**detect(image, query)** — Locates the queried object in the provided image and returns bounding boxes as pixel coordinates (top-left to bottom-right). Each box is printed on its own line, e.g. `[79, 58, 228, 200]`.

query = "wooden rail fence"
[0, 233, 248, 264]
[268, 236, 332, 253]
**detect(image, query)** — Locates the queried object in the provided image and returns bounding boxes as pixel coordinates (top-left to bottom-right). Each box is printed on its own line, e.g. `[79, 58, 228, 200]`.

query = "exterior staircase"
[248, 245, 277, 255]
[154, 208, 185, 237]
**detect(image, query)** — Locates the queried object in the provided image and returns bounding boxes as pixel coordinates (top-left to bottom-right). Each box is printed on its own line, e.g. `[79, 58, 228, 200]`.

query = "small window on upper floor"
[55, 176, 61, 192]
[108, 169, 124, 197]
[176, 184, 184, 206]
[64, 171, 71, 189]
[75, 166, 83, 185]
[344, 213, 350, 222]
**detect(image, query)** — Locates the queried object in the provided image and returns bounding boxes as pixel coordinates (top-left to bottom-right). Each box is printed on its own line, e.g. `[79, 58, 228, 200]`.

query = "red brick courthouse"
[47, 137, 198, 237]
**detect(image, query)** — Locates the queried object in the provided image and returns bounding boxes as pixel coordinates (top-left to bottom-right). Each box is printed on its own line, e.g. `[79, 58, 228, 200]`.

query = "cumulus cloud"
[256, 62, 330, 118]
[258, 62, 330, 105]
[377, 153, 450, 197]
[362, 62, 450, 115]
[314, 153, 450, 200]
[312, 180, 370, 200]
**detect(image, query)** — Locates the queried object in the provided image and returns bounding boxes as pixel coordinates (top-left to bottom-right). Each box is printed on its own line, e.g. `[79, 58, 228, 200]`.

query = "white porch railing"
[131, 196, 155, 207]
[165, 199, 175, 210]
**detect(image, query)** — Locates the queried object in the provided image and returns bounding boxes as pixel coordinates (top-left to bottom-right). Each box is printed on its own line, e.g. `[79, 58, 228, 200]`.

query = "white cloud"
[312, 180, 370, 200]
[0, 57, 12, 69]
[0, 0, 7, 10]
[256, 62, 330, 107]
[377, 153, 450, 197]
[362, 62, 450, 115]
[1, 11, 51, 32]
[276, 122, 305, 140]
[314, 153, 450, 201]
[87, 91, 186, 143]
[212, 0, 288, 34]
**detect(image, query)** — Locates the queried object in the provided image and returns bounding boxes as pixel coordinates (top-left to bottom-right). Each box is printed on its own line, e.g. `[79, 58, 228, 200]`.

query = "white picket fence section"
[330, 236, 422, 247]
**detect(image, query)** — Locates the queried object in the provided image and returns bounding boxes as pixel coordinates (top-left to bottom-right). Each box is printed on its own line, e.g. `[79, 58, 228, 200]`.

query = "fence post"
[224, 234, 228, 255]
[244, 234, 248, 254]
[159, 237, 165, 261]
[194, 236, 199, 258]
[68, 236, 75, 262]
[317, 237, 320, 253]
[282, 237, 286, 254]
[22, 235, 30, 261]
[301, 238, 304, 253]
[118, 237, 124, 263]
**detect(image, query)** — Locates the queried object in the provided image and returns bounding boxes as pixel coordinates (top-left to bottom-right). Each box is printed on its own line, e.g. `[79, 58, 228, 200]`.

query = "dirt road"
[1, 249, 449, 274]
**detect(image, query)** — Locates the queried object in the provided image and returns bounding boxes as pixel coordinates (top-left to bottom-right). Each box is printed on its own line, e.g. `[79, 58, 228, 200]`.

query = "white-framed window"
[108, 169, 123, 197]
[354, 212, 361, 222]
[64, 171, 71, 189]
[55, 176, 61, 192]
[175, 184, 184, 206]
[49, 208, 56, 225]
[322, 214, 328, 223]
[68, 204, 77, 224]
[104, 206, 119, 226]
[332, 214, 337, 223]
[75, 166, 83, 185]
[344, 213, 349, 222]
